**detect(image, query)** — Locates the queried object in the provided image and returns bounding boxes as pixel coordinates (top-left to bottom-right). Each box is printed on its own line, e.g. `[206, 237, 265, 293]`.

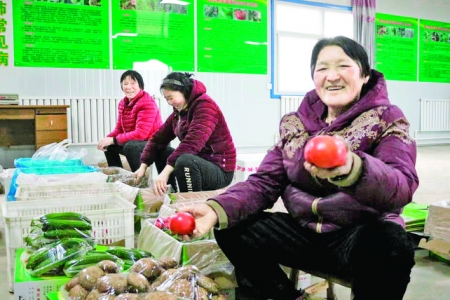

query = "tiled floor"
[1, 145, 450, 300]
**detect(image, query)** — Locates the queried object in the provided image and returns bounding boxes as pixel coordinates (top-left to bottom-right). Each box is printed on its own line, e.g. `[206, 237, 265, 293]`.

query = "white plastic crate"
[15, 182, 119, 201]
[2, 194, 135, 292]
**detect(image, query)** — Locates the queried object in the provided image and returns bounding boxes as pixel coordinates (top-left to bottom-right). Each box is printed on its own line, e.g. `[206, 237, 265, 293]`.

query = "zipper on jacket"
[312, 197, 323, 233]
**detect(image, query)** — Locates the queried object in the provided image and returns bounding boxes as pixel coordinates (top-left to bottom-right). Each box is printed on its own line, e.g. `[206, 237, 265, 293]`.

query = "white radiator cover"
[21, 98, 120, 145]
[420, 99, 450, 132]
[280, 96, 303, 118]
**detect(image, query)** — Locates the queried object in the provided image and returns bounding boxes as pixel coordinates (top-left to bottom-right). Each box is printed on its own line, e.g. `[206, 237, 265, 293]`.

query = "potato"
[115, 293, 139, 300]
[130, 258, 161, 279]
[157, 257, 178, 269]
[97, 260, 120, 273]
[138, 291, 177, 300]
[69, 284, 89, 300]
[166, 278, 193, 298]
[65, 276, 80, 292]
[78, 266, 105, 291]
[197, 274, 219, 294]
[96, 273, 128, 295]
[197, 286, 210, 300]
[86, 289, 101, 300]
[127, 272, 150, 293]
[149, 268, 178, 290]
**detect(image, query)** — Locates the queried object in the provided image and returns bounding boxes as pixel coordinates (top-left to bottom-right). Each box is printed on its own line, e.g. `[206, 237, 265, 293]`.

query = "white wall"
[1, 0, 449, 168]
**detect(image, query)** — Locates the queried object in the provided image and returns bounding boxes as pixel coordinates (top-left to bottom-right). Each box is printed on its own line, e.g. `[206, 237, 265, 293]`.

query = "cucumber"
[41, 219, 92, 231]
[43, 229, 91, 239]
[40, 212, 91, 224]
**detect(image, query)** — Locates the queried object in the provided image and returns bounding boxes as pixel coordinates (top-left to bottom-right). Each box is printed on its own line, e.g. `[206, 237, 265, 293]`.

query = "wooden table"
[0, 105, 69, 150]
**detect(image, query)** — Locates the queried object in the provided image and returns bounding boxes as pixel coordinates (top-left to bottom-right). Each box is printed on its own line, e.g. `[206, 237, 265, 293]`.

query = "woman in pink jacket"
[97, 70, 163, 172]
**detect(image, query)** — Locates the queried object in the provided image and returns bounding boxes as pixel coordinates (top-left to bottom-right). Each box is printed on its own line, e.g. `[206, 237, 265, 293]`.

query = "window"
[271, 0, 353, 98]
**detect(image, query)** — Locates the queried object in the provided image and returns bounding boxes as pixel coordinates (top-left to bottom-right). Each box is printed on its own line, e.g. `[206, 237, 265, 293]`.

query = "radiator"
[420, 99, 450, 131]
[281, 96, 303, 118]
[21, 98, 120, 145]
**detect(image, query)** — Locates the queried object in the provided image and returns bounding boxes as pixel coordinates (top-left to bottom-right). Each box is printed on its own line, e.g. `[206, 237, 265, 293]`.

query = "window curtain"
[352, 0, 376, 68]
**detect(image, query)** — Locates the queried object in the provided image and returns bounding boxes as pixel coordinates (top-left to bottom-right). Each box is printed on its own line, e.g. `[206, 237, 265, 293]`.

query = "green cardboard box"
[14, 248, 71, 300]
[46, 291, 63, 300]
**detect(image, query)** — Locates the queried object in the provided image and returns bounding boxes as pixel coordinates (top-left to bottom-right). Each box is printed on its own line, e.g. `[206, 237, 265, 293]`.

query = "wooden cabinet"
[0, 105, 69, 150]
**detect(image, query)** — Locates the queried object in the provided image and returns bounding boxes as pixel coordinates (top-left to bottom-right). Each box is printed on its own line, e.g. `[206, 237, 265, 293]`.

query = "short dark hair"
[310, 36, 371, 79]
[120, 70, 144, 90]
[160, 72, 194, 101]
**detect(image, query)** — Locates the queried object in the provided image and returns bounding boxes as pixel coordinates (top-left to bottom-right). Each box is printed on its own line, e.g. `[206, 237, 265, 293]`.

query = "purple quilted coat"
[141, 79, 236, 172]
[211, 70, 419, 233]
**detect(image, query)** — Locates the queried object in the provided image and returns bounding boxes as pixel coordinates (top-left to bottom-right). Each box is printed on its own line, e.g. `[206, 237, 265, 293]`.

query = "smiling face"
[313, 45, 369, 113]
[121, 75, 141, 100]
[162, 89, 186, 111]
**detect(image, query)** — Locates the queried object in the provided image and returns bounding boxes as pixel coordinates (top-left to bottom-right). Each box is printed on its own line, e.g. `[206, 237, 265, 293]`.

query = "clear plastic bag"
[32, 139, 87, 161]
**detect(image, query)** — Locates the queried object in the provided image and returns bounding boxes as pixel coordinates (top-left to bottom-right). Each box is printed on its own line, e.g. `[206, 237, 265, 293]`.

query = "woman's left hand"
[98, 137, 114, 151]
[304, 150, 353, 179]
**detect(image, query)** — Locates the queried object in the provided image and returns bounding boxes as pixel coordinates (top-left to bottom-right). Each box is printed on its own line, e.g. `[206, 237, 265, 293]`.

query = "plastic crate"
[7, 165, 98, 201]
[15, 183, 119, 201]
[14, 157, 84, 169]
[2, 194, 135, 292]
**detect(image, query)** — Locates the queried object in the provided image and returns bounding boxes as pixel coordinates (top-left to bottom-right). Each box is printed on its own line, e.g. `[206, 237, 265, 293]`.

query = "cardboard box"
[230, 153, 266, 186]
[419, 238, 450, 262]
[424, 200, 450, 241]
[158, 189, 227, 218]
[137, 220, 237, 289]
[14, 248, 71, 300]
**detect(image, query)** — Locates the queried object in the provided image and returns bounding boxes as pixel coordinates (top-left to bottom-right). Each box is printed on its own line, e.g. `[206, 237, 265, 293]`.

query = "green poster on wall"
[375, 13, 418, 81]
[112, 0, 194, 71]
[197, 0, 267, 74]
[419, 19, 450, 83]
[13, 1, 109, 69]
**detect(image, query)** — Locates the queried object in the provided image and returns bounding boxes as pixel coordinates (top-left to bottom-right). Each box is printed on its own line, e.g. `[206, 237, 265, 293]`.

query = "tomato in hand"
[304, 135, 348, 168]
[169, 212, 196, 235]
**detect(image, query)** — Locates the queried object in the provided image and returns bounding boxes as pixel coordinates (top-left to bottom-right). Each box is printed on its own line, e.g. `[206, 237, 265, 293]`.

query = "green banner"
[419, 19, 450, 83]
[197, 0, 267, 74]
[375, 13, 418, 81]
[112, 0, 194, 71]
[13, 1, 109, 69]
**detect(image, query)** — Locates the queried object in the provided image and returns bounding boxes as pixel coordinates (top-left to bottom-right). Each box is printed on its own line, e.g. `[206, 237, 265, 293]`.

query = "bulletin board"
[374, 13, 418, 81]
[11, 0, 268, 74]
[375, 12, 450, 83]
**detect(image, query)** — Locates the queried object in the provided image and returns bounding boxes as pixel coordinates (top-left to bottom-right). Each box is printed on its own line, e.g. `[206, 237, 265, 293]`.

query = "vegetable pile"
[63, 256, 229, 300]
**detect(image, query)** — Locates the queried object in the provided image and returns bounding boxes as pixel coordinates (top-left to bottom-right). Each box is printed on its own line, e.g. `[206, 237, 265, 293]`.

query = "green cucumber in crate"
[40, 212, 92, 224]
[105, 247, 153, 262]
[41, 219, 92, 231]
[43, 229, 92, 239]
[26, 238, 93, 277]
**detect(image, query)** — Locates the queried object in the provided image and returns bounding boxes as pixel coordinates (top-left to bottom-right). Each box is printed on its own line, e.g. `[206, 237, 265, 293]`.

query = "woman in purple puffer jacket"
[179, 36, 419, 300]
[135, 72, 236, 195]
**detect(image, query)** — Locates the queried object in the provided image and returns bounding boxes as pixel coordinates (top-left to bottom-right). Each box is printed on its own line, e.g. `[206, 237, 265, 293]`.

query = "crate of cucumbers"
[2, 194, 135, 292]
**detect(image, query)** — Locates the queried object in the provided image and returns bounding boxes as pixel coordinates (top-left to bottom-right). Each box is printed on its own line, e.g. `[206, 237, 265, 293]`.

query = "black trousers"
[153, 146, 234, 192]
[214, 212, 415, 300]
[104, 140, 147, 172]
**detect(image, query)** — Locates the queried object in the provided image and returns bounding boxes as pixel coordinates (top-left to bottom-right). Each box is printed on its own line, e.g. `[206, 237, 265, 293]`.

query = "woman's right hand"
[178, 203, 218, 240]
[134, 164, 147, 184]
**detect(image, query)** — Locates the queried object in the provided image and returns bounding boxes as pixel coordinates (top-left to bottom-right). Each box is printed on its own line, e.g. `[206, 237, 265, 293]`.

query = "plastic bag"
[32, 139, 87, 161]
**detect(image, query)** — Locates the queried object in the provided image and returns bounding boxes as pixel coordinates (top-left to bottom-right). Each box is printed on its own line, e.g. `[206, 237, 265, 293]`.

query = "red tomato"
[169, 212, 196, 235]
[304, 135, 348, 168]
